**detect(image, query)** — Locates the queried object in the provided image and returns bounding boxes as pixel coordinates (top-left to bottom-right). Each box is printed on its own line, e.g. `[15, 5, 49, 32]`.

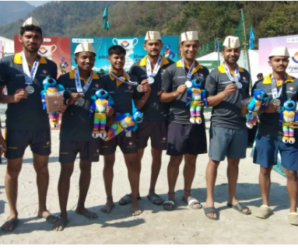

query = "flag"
[249, 25, 255, 49]
[214, 38, 219, 52]
[103, 6, 109, 31]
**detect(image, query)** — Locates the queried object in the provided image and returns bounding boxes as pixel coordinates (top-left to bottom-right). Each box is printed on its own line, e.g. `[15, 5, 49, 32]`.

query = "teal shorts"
[209, 126, 248, 161]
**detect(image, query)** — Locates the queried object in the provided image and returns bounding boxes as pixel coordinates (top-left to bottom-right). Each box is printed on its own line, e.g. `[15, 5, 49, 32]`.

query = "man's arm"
[159, 66, 187, 103]
[0, 60, 28, 103]
[205, 74, 238, 107]
[134, 79, 151, 110]
[160, 85, 187, 103]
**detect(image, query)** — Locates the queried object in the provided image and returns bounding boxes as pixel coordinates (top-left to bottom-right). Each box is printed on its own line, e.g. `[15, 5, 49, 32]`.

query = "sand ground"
[0, 113, 297, 244]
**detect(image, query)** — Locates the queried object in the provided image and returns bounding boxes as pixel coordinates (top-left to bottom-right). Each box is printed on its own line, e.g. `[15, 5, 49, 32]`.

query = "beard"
[24, 45, 39, 53]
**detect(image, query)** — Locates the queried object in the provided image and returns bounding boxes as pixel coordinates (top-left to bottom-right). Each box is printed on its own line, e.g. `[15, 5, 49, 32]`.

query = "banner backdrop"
[14, 36, 71, 77]
[70, 36, 179, 74]
[199, 60, 219, 72]
[259, 35, 298, 78]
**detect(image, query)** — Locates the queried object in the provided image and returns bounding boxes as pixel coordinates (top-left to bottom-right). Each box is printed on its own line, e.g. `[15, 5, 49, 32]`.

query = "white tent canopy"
[0, 36, 14, 56]
[197, 50, 260, 83]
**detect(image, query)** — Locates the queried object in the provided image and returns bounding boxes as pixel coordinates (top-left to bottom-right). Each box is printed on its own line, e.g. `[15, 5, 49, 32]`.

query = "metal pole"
[217, 38, 220, 66]
[241, 8, 252, 93]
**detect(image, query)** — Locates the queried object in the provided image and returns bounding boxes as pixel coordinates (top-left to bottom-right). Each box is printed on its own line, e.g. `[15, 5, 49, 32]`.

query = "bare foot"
[76, 207, 98, 220]
[53, 215, 68, 231]
[132, 200, 142, 216]
[101, 199, 115, 214]
[38, 210, 58, 223]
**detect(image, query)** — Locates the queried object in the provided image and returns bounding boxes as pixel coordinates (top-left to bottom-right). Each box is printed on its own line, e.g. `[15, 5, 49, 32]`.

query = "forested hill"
[1, 1, 298, 48]
[0, 1, 35, 26]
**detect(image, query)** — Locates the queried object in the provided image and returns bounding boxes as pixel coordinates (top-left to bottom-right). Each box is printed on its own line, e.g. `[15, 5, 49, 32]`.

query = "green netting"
[197, 39, 223, 58]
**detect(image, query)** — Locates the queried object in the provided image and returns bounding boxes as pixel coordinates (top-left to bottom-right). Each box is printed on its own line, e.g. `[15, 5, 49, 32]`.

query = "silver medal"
[137, 85, 143, 92]
[185, 80, 192, 88]
[236, 82, 242, 89]
[76, 97, 85, 106]
[148, 77, 155, 84]
[25, 85, 35, 94]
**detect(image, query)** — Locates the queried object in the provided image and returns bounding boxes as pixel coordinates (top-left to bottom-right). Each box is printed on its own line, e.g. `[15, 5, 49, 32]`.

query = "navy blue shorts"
[253, 134, 298, 171]
[166, 122, 207, 156]
[136, 120, 168, 150]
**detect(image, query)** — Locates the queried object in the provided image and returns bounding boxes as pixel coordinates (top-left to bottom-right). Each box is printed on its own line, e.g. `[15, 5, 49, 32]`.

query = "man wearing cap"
[123, 31, 174, 206]
[0, 17, 65, 231]
[99, 45, 150, 216]
[253, 46, 298, 225]
[160, 31, 209, 210]
[204, 35, 251, 220]
[53, 43, 111, 231]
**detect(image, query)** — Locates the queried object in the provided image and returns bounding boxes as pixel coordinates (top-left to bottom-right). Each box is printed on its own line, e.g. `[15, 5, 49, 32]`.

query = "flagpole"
[241, 8, 252, 92]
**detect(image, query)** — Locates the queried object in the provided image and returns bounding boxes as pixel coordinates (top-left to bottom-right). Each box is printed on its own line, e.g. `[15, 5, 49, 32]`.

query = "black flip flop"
[227, 202, 251, 215]
[163, 200, 176, 211]
[1, 218, 19, 232]
[204, 207, 219, 220]
[147, 194, 163, 205]
[119, 193, 141, 206]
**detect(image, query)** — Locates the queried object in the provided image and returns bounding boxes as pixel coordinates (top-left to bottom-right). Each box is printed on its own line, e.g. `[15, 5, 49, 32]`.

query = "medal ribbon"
[181, 58, 196, 81]
[109, 70, 138, 86]
[223, 63, 241, 83]
[75, 67, 93, 94]
[270, 74, 287, 99]
[21, 51, 39, 85]
[146, 56, 162, 79]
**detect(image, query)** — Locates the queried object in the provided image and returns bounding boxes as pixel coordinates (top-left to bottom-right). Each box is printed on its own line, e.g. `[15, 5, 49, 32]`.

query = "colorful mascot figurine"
[246, 88, 267, 129]
[41, 76, 65, 128]
[279, 99, 298, 144]
[105, 101, 143, 141]
[186, 79, 208, 124]
[89, 89, 113, 139]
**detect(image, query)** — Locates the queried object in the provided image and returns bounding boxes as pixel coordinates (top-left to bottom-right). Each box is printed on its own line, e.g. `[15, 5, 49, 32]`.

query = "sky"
[26, 1, 51, 7]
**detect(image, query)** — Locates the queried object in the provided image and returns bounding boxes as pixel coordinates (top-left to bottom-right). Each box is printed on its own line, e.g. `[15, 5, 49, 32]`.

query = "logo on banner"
[121, 40, 129, 48]
[292, 52, 298, 63]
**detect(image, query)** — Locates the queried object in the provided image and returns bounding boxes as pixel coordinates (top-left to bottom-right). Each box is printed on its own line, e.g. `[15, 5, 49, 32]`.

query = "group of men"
[0, 17, 297, 233]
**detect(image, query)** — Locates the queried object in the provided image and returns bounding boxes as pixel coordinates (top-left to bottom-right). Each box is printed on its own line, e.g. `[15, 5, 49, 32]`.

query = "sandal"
[1, 218, 19, 232]
[255, 205, 273, 219]
[288, 212, 298, 226]
[147, 194, 163, 205]
[163, 200, 176, 211]
[227, 202, 251, 215]
[119, 193, 141, 206]
[182, 196, 202, 210]
[204, 207, 219, 220]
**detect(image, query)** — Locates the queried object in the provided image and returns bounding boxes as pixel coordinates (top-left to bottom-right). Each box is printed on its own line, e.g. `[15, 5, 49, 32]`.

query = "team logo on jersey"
[129, 142, 133, 146]
[127, 85, 132, 89]
[95, 83, 99, 88]
[46, 141, 50, 145]
[42, 69, 48, 74]
[97, 149, 99, 153]
[162, 137, 166, 141]
[290, 86, 294, 91]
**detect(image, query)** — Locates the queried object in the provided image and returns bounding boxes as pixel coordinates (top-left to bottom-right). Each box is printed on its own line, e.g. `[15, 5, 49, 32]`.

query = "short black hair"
[257, 73, 263, 78]
[20, 25, 42, 36]
[108, 45, 126, 56]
